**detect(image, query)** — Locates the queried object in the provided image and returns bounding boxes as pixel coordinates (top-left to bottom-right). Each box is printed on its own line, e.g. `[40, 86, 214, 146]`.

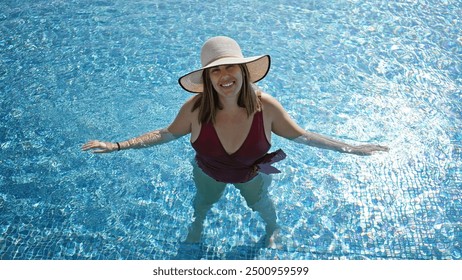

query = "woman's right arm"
[81, 97, 196, 154]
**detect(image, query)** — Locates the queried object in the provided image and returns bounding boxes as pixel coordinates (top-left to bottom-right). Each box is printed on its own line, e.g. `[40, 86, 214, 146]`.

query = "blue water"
[1, 0, 461, 260]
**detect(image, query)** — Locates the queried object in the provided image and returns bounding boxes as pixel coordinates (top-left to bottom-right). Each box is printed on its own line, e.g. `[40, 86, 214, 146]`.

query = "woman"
[82, 36, 389, 247]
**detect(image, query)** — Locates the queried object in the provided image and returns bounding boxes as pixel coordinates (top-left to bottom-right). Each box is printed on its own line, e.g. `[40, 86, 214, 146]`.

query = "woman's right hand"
[81, 140, 117, 153]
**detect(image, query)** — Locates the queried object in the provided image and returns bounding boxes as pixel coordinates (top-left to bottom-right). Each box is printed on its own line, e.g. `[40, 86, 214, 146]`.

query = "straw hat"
[178, 36, 270, 93]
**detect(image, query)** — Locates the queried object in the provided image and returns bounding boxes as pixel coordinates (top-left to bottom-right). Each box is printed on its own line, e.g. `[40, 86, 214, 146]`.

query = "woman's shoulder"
[259, 91, 275, 101]
[179, 95, 199, 111]
[167, 95, 199, 135]
[259, 91, 283, 110]
[170, 95, 199, 122]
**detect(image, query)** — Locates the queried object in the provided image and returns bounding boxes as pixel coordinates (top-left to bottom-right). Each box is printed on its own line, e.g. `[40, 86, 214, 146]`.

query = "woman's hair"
[192, 64, 262, 124]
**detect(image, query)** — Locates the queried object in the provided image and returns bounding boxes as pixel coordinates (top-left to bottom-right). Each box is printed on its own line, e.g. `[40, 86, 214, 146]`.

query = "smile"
[221, 81, 235, 88]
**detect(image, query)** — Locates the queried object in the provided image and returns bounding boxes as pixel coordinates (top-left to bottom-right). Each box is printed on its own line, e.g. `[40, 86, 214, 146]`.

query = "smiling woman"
[82, 36, 388, 248]
[2, 0, 459, 261]
[209, 65, 244, 96]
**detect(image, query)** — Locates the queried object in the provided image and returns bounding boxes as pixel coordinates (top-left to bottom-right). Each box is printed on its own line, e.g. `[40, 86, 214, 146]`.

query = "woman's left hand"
[350, 144, 390, 156]
[81, 140, 117, 153]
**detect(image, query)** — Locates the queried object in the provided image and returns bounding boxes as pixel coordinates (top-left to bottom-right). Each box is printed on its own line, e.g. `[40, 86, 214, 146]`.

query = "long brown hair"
[192, 64, 262, 124]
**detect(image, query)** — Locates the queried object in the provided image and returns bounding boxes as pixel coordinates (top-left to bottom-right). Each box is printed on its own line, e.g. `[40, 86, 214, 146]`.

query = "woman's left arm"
[292, 132, 389, 156]
[263, 93, 389, 156]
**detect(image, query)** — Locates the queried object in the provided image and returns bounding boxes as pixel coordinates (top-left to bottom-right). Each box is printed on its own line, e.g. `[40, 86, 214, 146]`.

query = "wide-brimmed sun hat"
[178, 36, 271, 93]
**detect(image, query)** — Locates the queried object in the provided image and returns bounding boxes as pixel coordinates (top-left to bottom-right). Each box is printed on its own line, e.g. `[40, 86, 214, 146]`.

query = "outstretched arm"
[82, 96, 196, 154]
[292, 131, 389, 156]
[262, 93, 389, 156]
[81, 128, 177, 153]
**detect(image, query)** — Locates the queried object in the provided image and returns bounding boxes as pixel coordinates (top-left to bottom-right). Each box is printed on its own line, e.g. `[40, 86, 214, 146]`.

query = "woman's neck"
[218, 95, 241, 112]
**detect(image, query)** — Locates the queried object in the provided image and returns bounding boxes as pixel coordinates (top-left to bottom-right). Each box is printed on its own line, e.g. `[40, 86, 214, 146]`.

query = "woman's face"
[208, 64, 243, 98]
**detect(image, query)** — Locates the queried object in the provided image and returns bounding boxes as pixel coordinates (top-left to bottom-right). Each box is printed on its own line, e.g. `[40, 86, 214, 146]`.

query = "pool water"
[1, 0, 461, 260]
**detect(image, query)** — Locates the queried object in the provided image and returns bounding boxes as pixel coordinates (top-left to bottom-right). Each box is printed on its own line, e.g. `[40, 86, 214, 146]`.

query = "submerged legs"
[234, 173, 280, 247]
[186, 163, 226, 243]
[186, 163, 279, 247]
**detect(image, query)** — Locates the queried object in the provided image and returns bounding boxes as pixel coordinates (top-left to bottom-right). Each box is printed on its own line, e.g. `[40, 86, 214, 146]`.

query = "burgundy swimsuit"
[192, 110, 286, 183]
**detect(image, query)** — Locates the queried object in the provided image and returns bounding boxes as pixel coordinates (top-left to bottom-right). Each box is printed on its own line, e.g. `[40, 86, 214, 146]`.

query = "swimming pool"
[1, 0, 461, 260]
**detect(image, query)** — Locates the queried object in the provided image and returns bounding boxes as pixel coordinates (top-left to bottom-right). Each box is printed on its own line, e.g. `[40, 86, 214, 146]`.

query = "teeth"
[222, 82, 234, 87]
